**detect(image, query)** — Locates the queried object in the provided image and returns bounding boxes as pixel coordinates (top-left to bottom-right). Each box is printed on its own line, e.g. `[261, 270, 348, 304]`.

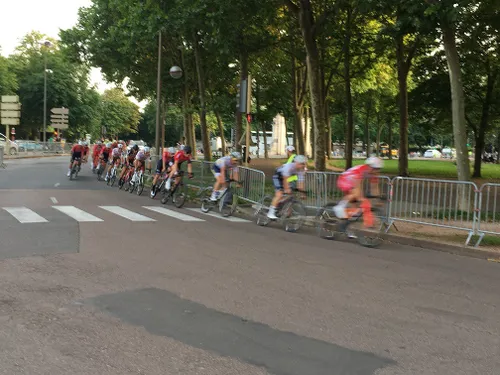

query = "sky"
[0, 0, 145, 108]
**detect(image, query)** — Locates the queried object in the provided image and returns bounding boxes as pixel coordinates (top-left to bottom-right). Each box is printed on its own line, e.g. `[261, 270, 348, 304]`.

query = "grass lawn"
[327, 159, 500, 180]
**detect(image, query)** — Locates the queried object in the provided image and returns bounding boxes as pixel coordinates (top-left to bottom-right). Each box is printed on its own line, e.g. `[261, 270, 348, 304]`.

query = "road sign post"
[50, 108, 69, 136]
[1, 96, 22, 154]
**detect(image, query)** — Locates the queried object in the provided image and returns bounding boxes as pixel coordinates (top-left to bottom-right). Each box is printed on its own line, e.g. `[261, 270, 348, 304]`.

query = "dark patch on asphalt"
[0, 207, 79, 259]
[88, 288, 395, 375]
[416, 306, 483, 322]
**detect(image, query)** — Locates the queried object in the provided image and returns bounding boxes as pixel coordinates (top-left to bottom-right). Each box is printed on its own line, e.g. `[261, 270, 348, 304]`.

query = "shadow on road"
[88, 288, 395, 375]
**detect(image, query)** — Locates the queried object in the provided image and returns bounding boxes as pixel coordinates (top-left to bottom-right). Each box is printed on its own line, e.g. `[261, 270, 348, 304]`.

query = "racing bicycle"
[69, 157, 81, 180]
[160, 171, 188, 208]
[314, 195, 388, 248]
[254, 189, 307, 232]
[199, 179, 241, 217]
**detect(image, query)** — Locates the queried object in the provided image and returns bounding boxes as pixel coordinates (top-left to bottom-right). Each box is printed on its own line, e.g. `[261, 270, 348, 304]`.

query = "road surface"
[0, 156, 499, 375]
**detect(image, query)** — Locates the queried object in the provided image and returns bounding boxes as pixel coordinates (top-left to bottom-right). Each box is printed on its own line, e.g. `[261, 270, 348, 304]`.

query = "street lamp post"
[42, 41, 52, 143]
[154, 31, 182, 161]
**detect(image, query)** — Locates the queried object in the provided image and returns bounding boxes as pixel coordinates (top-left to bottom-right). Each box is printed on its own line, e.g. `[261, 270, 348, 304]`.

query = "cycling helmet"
[230, 151, 242, 160]
[82, 141, 87, 146]
[183, 145, 192, 154]
[78, 140, 83, 145]
[106, 142, 111, 148]
[285, 145, 295, 153]
[143, 147, 150, 153]
[294, 155, 307, 164]
[366, 156, 383, 169]
[97, 141, 102, 145]
[118, 143, 123, 149]
[168, 147, 175, 154]
[132, 144, 139, 151]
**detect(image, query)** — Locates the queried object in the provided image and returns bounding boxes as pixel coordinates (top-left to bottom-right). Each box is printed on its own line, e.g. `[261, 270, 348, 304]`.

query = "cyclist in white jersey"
[210, 152, 242, 201]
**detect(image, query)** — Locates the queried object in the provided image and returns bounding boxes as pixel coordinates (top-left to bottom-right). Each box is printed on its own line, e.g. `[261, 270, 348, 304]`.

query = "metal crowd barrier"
[476, 183, 500, 246]
[388, 177, 478, 245]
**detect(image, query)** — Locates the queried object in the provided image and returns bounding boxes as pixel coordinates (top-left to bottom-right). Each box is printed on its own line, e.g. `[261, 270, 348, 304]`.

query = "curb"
[4, 154, 69, 160]
[235, 205, 500, 261]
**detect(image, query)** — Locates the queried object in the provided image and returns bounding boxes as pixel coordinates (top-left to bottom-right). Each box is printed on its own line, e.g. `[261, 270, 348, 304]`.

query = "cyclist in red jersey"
[165, 145, 194, 191]
[333, 157, 383, 220]
[82, 142, 90, 164]
[151, 147, 175, 197]
[92, 141, 103, 171]
[68, 142, 84, 176]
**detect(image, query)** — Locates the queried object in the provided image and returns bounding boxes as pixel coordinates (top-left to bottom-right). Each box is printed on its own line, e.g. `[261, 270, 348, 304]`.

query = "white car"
[424, 149, 441, 158]
[0, 133, 18, 155]
[441, 147, 456, 159]
[127, 140, 146, 151]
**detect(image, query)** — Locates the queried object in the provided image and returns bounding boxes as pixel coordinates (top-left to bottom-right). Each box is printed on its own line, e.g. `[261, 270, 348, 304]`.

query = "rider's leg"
[267, 175, 283, 219]
[360, 198, 374, 227]
[334, 178, 358, 218]
[67, 157, 74, 176]
[210, 172, 223, 200]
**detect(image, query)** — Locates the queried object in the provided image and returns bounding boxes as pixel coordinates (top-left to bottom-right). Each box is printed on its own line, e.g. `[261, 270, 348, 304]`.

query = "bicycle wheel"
[118, 176, 125, 189]
[200, 187, 214, 213]
[110, 169, 117, 186]
[136, 175, 144, 195]
[356, 207, 384, 248]
[219, 190, 238, 217]
[173, 184, 187, 208]
[97, 165, 103, 181]
[254, 195, 272, 226]
[315, 203, 339, 240]
[282, 199, 306, 233]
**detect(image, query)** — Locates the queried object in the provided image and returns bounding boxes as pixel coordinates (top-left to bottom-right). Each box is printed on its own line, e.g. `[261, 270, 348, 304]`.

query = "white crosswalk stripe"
[99, 206, 155, 222]
[185, 208, 250, 222]
[52, 206, 103, 222]
[143, 206, 205, 222]
[3, 207, 48, 223]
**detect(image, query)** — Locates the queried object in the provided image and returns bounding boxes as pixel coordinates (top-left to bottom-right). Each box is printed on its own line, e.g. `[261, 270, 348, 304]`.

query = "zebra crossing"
[1, 205, 251, 224]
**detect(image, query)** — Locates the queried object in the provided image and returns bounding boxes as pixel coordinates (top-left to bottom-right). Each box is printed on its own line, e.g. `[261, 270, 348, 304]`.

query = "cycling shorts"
[272, 173, 284, 191]
[156, 160, 173, 174]
[110, 156, 120, 165]
[71, 151, 82, 162]
[101, 153, 109, 163]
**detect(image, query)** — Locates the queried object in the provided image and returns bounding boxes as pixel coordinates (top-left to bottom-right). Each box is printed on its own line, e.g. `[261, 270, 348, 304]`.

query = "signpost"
[50, 108, 69, 138]
[1, 95, 21, 153]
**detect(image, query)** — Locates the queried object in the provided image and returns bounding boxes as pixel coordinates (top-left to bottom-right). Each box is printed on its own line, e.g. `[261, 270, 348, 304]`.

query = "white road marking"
[143, 206, 205, 222]
[99, 206, 155, 221]
[50, 197, 58, 204]
[186, 208, 250, 222]
[3, 207, 48, 223]
[52, 206, 103, 222]
[54, 183, 60, 187]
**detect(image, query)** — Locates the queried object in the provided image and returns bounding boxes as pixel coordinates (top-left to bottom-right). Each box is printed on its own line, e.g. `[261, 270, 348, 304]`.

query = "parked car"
[127, 140, 146, 151]
[441, 147, 456, 159]
[17, 140, 47, 153]
[424, 149, 442, 158]
[0, 133, 18, 155]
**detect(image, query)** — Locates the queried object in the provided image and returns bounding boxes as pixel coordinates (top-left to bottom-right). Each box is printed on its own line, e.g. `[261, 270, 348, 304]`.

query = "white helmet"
[294, 155, 307, 164]
[366, 156, 383, 169]
[143, 147, 150, 153]
[118, 143, 123, 149]
[106, 142, 112, 148]
[168, 147, 175, 154]
[78, 140, 83, 145]
[82, 141, 87, 146]
[97, 141, 102, 145]
[285, 145, 295, 153]
[230, 151, 242, 160]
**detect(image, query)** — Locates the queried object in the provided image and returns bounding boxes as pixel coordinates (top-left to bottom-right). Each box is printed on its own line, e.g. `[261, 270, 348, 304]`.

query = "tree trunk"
[180, 50, 192, 150]
[376, 110, 382, 156]
[297, 0, 326, 170]
[472, 68, 496, 177]
[344, 50, 354, 169]
[325, 100, 331, 159]
[291, 55, 305, 155]
[364, 97, 372, 156]
[193, 32, 211, 161]
[442, 25, 470, 181]
[396, 35, 409, 176]
[214, 111, 226, 155]
[236, 50, 248, 153]
[387, 113, 393, 160]
[262, 121, 269, 159]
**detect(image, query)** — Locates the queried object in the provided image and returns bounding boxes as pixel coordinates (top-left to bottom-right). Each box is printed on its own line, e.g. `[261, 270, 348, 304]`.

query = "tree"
[100, 88, 140, 138]
[0, 54, 18, 95]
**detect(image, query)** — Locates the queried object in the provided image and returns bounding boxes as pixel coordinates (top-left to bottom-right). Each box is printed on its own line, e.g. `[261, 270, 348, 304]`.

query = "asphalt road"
[0, 156, 499, 375]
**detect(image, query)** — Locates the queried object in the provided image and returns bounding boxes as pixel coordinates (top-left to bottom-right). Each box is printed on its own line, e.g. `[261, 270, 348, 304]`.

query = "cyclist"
[285, 145, 298, 188]
[131, 146, 150, 183]
[333, 156, 383, 222]
[82, 141, 90, 165]
[209, 152, 242, 201]
[105, 143, 123, 182]
[98, 142, 113, 173]
[119, 144, 138, 182]
[165, 145, 193, 191]
[267, 155, 308, 220]
[151, 147, 175, 197]
[67, 141, 84, 176]
[92, 141, 103, 171]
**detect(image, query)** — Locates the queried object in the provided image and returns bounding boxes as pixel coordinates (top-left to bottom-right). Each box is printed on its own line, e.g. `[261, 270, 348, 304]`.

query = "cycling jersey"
[174, 151, 191, 165]
[111, 147, 121, 157]
[273, 162, 305, 191]
[337, 164, 376, 192]
[135, 150, 147, 161]
[213, 156, 238, 175]
[93, 145, 103, 157]
[71, 144, 84, 154]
